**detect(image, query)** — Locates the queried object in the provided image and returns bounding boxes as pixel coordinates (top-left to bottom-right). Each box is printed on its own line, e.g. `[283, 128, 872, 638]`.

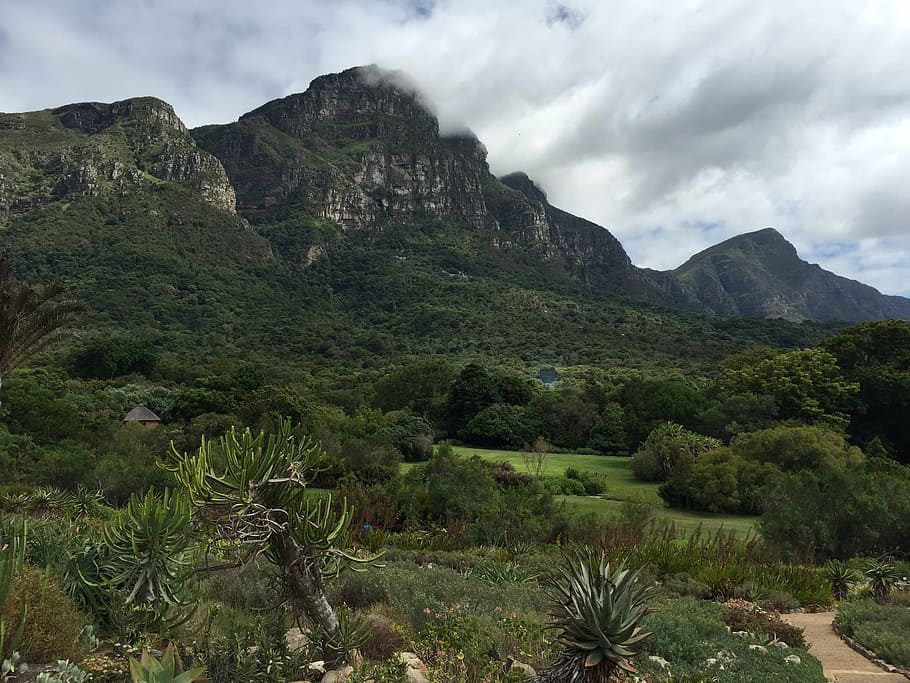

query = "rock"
[507, 655, 538, 676]
[647, 655, 670, 668]
[773, 641, 789, 649]
[396, 652, 430, 683]
[322, 666, 354, 683]
[749, 644, 768, 653]
[784, 654, 801, 665]
[285, 627, 309, 651]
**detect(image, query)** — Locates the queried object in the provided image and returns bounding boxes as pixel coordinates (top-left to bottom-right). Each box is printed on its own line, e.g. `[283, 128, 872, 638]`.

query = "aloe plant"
[129, 644, 206, 683]
[865, 559, 903, 604]
[824, 560, 860, 600]
[531, 547, 656, 682]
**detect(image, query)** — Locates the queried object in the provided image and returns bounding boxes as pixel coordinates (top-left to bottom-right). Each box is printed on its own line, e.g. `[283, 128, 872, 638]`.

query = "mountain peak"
[241, 64, 438, 139]
[666, 227, 910, 322]
[499, 172, 548, 204]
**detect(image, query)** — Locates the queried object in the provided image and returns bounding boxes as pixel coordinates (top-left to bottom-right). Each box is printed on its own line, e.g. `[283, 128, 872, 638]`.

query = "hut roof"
[124, 405, 161, 422]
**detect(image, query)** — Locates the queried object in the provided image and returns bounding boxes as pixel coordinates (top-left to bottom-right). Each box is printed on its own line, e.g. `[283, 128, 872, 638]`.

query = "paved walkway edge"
[832, 622, 910, 681]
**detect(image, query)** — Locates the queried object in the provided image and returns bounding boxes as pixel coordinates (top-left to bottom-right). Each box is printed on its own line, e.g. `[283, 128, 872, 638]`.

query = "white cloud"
[2, 0, 909, 295]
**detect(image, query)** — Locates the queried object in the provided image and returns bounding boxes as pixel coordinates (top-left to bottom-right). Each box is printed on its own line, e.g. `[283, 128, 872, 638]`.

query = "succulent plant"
[532, 547, 656, 682]
[129, 644, 206, 683]
[824, 559, 860, 600]
[0, 523, 27, 662]
[864, 559, 903, 604]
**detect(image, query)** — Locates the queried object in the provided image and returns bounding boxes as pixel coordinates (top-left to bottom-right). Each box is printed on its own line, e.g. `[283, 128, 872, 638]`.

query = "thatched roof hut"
[124, 405, 161, 426]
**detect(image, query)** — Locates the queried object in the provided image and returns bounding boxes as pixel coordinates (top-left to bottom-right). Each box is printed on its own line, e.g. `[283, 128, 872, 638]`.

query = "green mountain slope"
[667, 228, 910, 322]
[0, 69, 844, 372]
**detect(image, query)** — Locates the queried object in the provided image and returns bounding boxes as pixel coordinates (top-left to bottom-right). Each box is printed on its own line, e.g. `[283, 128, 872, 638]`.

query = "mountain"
[0, 66, 863, 372]
[658, 228, 910, 322]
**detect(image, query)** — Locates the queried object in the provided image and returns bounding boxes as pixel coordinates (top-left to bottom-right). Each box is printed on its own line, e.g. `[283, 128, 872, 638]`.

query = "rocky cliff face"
[654, 228, 910, 322]
[193, 66, 635, 286]
[0, 97, 236, 217]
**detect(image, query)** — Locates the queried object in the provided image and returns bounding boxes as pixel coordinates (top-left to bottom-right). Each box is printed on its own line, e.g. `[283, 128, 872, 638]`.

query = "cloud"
[2, 0, 910, 295]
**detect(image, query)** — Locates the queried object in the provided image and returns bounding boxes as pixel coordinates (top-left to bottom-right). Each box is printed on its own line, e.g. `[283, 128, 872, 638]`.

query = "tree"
[631, 423, 721, 483]
[0, 252, 85, 397]
[166, 420, 378, 665]
[716, 348, 858, 427]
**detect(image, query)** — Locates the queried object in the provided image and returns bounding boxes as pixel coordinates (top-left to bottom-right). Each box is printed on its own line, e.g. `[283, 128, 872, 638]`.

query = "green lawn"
[449, 446, 758, 536]
[450, 446, 662, 503]
[558, 496, 758, 536]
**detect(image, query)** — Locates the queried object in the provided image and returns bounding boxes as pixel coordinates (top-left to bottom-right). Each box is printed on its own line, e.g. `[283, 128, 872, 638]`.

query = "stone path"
[784, 611, 906, 683]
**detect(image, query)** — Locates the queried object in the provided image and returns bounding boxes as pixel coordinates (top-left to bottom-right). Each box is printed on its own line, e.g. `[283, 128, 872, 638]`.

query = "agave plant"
[531, 547, 656, 682]
[69, 486, 105, 520]
[864, 559, 903, 604]
[824, 560, 860, 601]
[27, 487, 71, 520]
[129, 643, 206, 683]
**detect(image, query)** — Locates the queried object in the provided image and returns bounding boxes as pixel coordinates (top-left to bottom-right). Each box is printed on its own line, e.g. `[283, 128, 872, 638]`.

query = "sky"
[3, 0, 910, 296]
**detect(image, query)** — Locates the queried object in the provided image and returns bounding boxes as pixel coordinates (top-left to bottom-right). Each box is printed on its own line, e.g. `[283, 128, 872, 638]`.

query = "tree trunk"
[273, 530, 345, 666]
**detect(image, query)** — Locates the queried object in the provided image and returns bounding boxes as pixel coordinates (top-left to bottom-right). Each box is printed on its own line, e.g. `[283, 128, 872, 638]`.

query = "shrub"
[836, 600, 910, 668]
[631, 422, 721, 483]
[329, 568, 390, 610]
[2, 563, 88, 663]
[359, 611, 408, 661]
[722, 599, 807, 648]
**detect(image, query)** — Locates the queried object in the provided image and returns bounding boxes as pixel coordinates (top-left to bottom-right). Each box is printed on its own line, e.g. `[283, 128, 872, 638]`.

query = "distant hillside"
[656, 228, 910, 322]
[0, 67, 851, 371]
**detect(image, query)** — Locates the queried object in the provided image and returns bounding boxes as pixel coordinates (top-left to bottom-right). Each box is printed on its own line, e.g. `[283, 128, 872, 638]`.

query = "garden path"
[784, 611, 907, 683]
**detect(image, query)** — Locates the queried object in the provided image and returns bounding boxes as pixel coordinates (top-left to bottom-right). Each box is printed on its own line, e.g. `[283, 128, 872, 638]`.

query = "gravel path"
[784, 611, 906, 683]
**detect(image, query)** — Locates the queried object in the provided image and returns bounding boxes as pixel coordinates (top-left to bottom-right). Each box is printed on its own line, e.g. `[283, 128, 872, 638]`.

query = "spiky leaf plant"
[129, 643, 206, 683]
[165, 419, 380, 667]
[864, 559, 903, 604]
[824, 560, 860, 601]
[532, 547, 656, 682]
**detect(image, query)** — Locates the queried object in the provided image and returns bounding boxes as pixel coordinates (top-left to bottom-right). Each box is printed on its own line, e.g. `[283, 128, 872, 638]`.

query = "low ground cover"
[835, 597, 910, 669]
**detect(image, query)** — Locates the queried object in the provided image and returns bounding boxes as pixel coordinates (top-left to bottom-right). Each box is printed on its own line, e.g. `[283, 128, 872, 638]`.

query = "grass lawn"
[558, 495, 758, 536]
[448, 446, 758, 537]
[450, 446, 662, 503]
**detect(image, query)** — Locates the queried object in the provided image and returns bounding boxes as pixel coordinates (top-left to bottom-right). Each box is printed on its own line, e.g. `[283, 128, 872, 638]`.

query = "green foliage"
[543, 548, 655, 677]
[100, 488, 194, 608]
[638, 598, 826, 682]
[864, 559, 903, 604]
[722, 600, 807, 648]
[631, 422, 721, 484]
[824, 560, 860, 601]
[0, 522, 26, 663]
[835, 599, 910, 668]
[586, 402, 628, 456]
[129, 643, 206, 683]
[0, 252, 86, 386]
[730, 425, 864, 472]
[618, 377, 709, 450]
[462, 403, 540, 449]
[716, 347, 858, 426]
[760, 460, 910, 561]
[2, 564, 87, 663]
[823, 319, 910, 463]
[72, 336, 158, 379]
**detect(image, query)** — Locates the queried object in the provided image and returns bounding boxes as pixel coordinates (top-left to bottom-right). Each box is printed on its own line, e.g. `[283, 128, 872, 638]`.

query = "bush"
[632, 422, 721, 483]
[836, 599, 910, 668]
[638, 597, 826, 682]
[359, 611, 409, 661]
[329, 568, 390, 610]
[722, 599, 807, 648]
[2, 563, 88, 663]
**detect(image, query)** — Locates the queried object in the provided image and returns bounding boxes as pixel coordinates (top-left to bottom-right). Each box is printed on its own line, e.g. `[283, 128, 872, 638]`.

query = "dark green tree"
[0, 252, 85, 399]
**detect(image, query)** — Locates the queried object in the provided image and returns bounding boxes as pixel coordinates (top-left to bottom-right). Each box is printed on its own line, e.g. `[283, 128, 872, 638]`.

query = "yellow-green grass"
[558, 496, 758, 536]
[447, 446, 758, 536]
[449, 446, 663, 503]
